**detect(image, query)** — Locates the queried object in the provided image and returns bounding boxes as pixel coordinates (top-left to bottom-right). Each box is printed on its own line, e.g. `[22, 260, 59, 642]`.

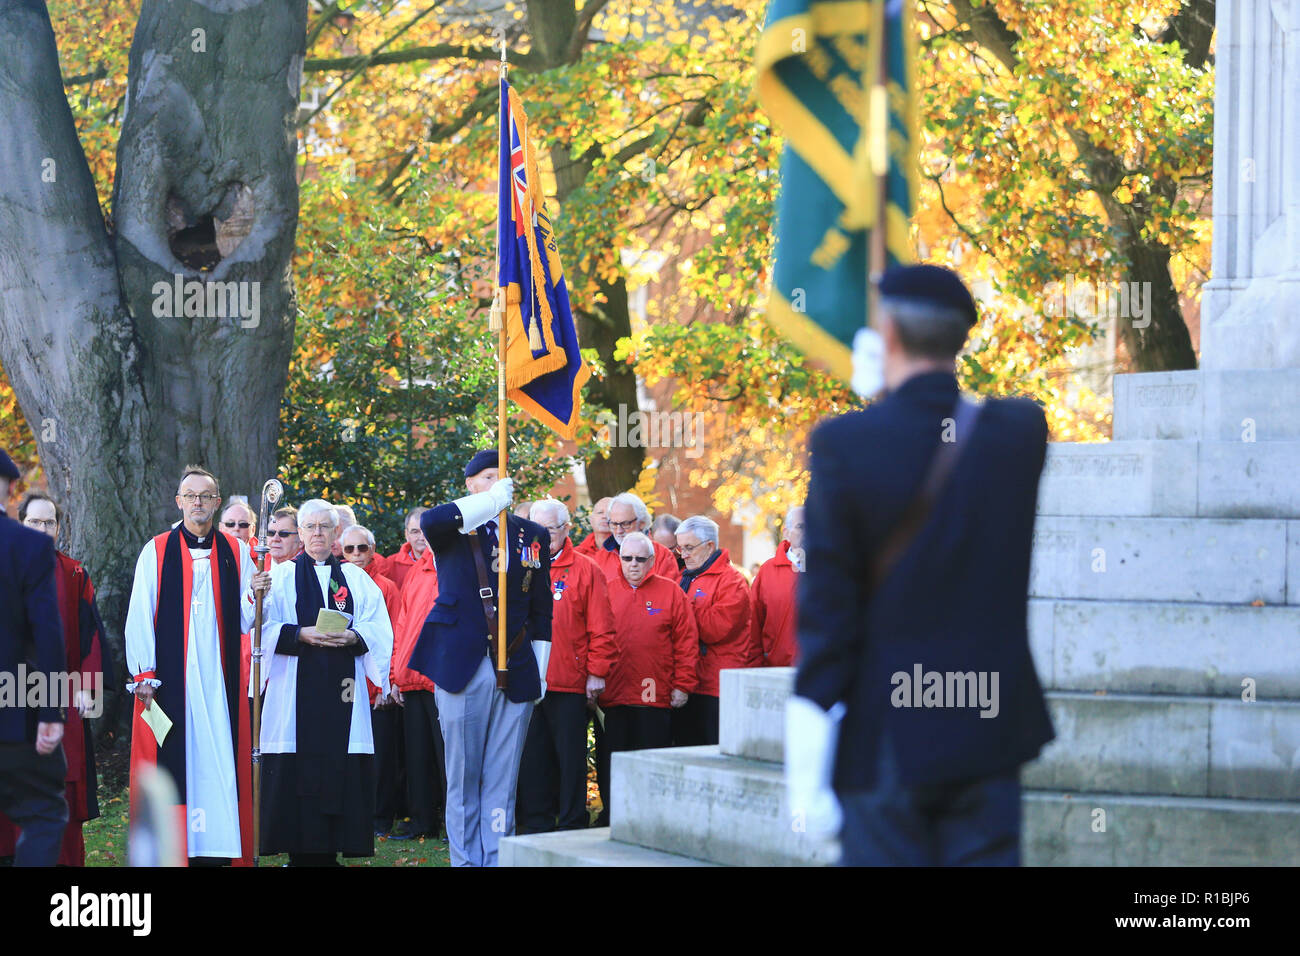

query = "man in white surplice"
[255, 499, 392, 865]
[125, 465, 261, 865]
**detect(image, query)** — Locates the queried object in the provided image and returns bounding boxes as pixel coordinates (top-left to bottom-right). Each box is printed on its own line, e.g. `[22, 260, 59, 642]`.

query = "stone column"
[1201, 0, 1300, 369]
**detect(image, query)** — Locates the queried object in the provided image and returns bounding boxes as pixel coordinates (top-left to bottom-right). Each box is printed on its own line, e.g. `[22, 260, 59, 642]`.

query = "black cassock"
[260, 554, 377, 859]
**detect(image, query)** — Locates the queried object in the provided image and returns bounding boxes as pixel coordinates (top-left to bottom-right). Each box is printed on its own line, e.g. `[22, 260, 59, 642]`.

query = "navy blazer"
[795, 371, 1054, 791]
[0, 514, 65, 743]
[408, 504, 553, 703]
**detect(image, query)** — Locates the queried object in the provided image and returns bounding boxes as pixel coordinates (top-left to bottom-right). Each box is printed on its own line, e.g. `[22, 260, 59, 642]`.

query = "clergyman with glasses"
[123, 465, 264, 865]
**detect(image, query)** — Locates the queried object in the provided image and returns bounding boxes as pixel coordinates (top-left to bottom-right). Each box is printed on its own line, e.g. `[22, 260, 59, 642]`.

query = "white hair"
[335, 503, 357, 528]
[341, 523, 375, 548]
[298, 499, 339, 528]
[609, 492, 651, 530]
[619, 531, 655, 557]
[677, 515, 719, 546]
[784, 505, 805, 530]
[530, 499, 570, 525]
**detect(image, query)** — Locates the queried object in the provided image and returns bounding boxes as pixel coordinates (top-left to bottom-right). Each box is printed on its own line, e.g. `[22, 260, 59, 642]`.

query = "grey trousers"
[435, 654, 534, 867]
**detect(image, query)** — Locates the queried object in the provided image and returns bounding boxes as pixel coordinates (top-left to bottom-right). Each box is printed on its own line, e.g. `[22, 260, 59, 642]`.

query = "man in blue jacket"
[407, 450, 553, 866]
[0, 449, 68, 866]
[788, 266, 1054, 866]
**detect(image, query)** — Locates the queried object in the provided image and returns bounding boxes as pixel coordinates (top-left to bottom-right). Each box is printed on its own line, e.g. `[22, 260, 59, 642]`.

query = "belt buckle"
[479, 587, 493, 599]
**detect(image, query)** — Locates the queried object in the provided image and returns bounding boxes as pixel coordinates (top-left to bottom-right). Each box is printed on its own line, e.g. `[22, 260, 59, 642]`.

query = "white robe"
[256, 559, 393, 754]
[124, 534, 256, 859]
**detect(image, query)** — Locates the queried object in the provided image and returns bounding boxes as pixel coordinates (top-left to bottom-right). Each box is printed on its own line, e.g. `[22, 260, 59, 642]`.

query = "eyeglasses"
[24, 518, 57, 530]
[301, 523, 332, 534]
[675, 541, 710, 556]
[223, 520, 251, 529]
[620, 554, 651, 564]
[343, 544, 371, 554]
[268, 529, 297, 538]
[180, 493, 219, 504]
[609, 518, 639, 531]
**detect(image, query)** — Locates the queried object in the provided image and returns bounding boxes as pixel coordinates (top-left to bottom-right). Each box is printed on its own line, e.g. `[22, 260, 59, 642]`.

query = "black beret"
[464, 449, 500, 479]
[0, 448, 18, 482]
[878, 264, 979, 326]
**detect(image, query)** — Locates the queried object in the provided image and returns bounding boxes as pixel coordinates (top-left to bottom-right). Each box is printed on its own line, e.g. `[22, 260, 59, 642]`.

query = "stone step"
[1026, 692, 1300, 800]
[1029, 515, 1298, 604]
[1113, 368, 1300, 442]
[499, 827, 718, 866]
[1024, 790, 1300, 866]
[1036, 440, 1300, 518]
[721, 670, 1300, 799]
[609, 745, 840, 866]
[1029, 598, 1300, 698]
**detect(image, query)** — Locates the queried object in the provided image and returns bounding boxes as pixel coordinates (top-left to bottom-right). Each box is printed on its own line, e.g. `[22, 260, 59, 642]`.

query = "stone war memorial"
[501, 0, 1300, 868]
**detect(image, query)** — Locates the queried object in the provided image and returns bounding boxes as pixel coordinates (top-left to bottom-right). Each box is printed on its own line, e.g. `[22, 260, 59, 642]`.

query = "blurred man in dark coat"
[789, 266, 1053, 866]
[0, 450, 67, 867]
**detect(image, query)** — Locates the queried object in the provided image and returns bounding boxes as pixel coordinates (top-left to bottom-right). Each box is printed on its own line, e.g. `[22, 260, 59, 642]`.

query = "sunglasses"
[268, 529, 297, 538]
[223, 521, 251, 529]
[343, 544, 371, 554]
[620, 554, 651, 564]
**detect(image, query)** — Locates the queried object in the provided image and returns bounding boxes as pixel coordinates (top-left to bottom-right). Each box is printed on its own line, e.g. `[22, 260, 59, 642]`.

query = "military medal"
[553, 577, 567, 601]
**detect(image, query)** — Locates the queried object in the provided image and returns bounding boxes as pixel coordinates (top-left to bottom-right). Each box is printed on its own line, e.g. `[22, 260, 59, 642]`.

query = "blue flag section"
[756, 0, 918, 382]
[497, 77, 590, 439]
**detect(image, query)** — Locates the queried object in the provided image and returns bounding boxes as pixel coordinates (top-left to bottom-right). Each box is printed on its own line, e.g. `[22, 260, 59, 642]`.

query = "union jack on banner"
[496, 76, 589, 439]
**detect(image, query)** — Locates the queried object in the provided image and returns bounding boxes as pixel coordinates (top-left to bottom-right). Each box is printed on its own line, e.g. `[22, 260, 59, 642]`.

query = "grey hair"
[677, 515, 719, 546]
[530, 499, 570, 525]
[650, 513, 680, 535]
[334, 503, 357, 528]
[619, 531, 655, 557]
[784, 505, 805, 530]
[880, 295, 972, 360]
[610, 492, 651, 530]
[298, 499, 339, 528]
[341, 523, 376, 548]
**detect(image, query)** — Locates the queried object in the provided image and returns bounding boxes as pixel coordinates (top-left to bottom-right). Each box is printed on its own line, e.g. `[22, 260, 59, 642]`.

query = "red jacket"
[382, 541, 423, 591]
[751, 540, 799, 667]
[594, 538, 681, 585]
[544, 541, 619, 693]
[600, 573, 698, 709]
[364, 562, 403, 703]
[391, 547, 438, 693]
[575, 532, 603, 557]
[682, 548, 754, 697]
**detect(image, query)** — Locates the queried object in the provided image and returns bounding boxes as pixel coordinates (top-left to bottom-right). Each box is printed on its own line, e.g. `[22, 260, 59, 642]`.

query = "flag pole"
[491, 37, 510, 689]
[868, 4, 891, 322]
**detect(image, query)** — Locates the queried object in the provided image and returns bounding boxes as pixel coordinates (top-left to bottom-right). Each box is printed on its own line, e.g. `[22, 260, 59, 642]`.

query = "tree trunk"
[0, 0, 305, 705]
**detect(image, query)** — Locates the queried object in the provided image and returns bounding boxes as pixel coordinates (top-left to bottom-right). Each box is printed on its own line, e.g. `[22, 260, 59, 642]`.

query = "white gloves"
[454, 477, 515, 534]
[785, 695, 845, 840]
[532, 640, 551, 704]
[851, 326, 885, 399]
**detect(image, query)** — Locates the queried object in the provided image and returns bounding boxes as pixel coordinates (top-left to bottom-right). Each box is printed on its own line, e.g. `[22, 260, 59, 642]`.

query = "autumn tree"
[0, 0, 305, 686]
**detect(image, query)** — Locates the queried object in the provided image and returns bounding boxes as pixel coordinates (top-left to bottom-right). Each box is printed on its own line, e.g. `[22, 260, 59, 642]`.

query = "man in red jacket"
[382, 507, 429, 591]
[593, 492, 681, 584]
[673, 515, 754, 746]
[751, 505, 805, 667]
[391, 545, 444, 839]
[574, 497, 612, 557]
[516, 500, 618, 833]
[598, 532, 697, 823]
[341, 525, 407, 837]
